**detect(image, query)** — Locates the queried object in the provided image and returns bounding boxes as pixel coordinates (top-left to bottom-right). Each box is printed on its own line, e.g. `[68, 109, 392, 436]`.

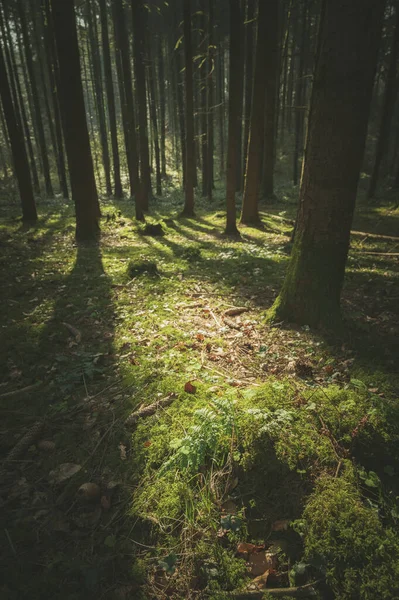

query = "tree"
[268, 0, 384, 328]
[225, 0, 242, 235]
[240, 1, 267, 225]
[50, 0, 100, 241]
[132, 0, 152, 209]
[182, 0, 195, 217]
[0, 37, 37, 222]
[98, 0, 123, 198]
[368, 4, 399, 199]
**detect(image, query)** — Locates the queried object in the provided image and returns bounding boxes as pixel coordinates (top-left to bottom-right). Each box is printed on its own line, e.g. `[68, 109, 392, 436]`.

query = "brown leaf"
[252, 570, 270, 589]
[221, 499, 237, 515]
[237, 542, 263, 555]
[224, 307, 249, 317]
[184, 381, 196, 394]
[248, 551, 278, 577]
[196, 333, 205, 342]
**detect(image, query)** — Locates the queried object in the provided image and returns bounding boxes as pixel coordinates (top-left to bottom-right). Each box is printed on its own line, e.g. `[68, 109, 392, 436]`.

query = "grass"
[0, 186, 398, 599]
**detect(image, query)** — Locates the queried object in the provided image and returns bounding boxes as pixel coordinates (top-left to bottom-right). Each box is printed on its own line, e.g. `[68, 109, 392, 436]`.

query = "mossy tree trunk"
[268, 0, 384, 328]
[50, 0, 100, 241]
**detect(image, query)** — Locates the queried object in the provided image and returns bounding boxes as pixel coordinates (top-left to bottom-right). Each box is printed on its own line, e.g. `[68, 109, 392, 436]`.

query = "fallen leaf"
[248, 551, 278, 577]
[118, 443, 127, 460]
[237, 542, 263, 555]
[143, 440, 152, 447]
[252, 570, 270, 589]
[196, 333, 205, 342]
[49, 463, 82, 484]
[184, 381, 196, 394]
[62, 322, 81, 343]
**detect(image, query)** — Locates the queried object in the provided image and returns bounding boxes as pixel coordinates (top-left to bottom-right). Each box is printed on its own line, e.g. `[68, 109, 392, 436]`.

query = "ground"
[0, 186, 399, 600]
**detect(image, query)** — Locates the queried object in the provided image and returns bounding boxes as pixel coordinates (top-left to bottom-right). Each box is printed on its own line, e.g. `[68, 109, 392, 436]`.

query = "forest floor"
[1, 187, 399, 600]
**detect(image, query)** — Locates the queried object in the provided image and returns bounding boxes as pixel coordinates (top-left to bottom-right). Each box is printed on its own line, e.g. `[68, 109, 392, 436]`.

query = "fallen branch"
[0, 381, 43, 399]
[224, 307, 250, 317]
[350, 251, 399, 256]
[62, 322, 81, 342]
[124, 393, 176, 428]
[232, 580, 322, 599]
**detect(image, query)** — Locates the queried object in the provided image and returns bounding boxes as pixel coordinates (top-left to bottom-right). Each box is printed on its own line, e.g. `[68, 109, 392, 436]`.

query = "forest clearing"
[1, 0, 399, 598]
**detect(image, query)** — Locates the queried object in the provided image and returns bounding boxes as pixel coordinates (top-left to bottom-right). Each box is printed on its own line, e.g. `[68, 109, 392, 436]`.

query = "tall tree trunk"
[242, 0, 256, 189]
[182, 0, 195, 216]
[261, 0, 280, 199]
[112, 0, 140, 213]
[0, 4, 41, 195]
[99, 0, 122, 198]
[368, 5, 399, 198]
[42, 0, 69, 198]
[218, 43, 225, 178]
[132, 0, 152, 209]
[200, 1, 209, 197]
[173, 18, 187, 187]
[269, 0, 384, 328]
[158, 35, 167, 177]
[50, 0, 100, 241]
[206, 0, 214, 199]
[16, 0, 53, 197]
[147, 40, 162, 196]
[235, 8, 245, 192]
[88, 0, 112, 197]
[225, 0, 242, 235]
[0, 39, 37, 221]
[240, 1, 267, 225]
[292, 0, 307, 186]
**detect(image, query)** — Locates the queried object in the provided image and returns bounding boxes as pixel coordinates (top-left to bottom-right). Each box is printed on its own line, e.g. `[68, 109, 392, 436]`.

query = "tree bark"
[50, 0, 100, 241]
[368, 5, 399, 198]
[268, 0, 384, 328]
[98, 0, 122, 198]
[132, 0, 152, 209]
[147, 39, 162, 196]
[292, 0, 308, 186]
[225, 0, 242, 235]
[200, 1, 209, 197]
[240, 1, 268, 225]
[157, 35, 167, 177]
[206, 0, 214, 200]
[0, 38, 37, 221]
[182, 0, 195, 216]
[16, 0, 53, 197]
[261, 0, 280, 199]
[242, 0, 256, 189]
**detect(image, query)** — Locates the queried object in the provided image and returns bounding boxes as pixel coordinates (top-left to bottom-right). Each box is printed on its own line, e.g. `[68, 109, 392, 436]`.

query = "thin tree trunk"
[99, 0, 122, 198]
[242, 0, 256, 189]
[50, 0, 100, 241]
[147, 40, 162, 196]
[225, 0, 242, 235]
[173, 18, 187, 186]
[218, 43, 225, 178]
[240, 1, 268, 225]
[182, 0, 195, 216]
[113, 0, 141, 213]
[368, 5, 399, 197]
[132, 0, 152, 209]
[158, 35, 167, 177]
[293, 0, 308, 186]
[0, 39, 37, 221]
[88, 0, 112, 197]
[200, 1, 209, 197]
[269, 0, 384, 328]
[16, 0, 53, 197]
[207, 0, 214, 199]
[42, 0, 68, 198]
[261, 0, 280, 199]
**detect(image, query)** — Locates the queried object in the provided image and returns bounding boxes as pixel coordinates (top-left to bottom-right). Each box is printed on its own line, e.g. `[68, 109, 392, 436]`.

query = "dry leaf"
[252, 570, 270, 589]
[77, 482, 101, 502]
[62, 322, 81, 343]
[118, 443, 127, 460]
[49, 463, 82, 484]
[184, 381, 196, 394]
[248, 551, 278, 577]
[143, 440, 152, 447]
[196, 333, 205, 342]
[237, 542, 262, 555]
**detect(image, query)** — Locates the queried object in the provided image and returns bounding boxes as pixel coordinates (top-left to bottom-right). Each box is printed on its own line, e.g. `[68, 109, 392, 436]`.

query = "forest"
[0, 0, 399, 598]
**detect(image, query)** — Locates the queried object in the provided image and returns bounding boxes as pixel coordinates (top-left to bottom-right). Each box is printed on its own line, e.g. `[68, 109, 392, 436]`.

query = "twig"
[232, 579, 322, 599]
[124, 393, 177, 428]
[0, 381, 43, 399]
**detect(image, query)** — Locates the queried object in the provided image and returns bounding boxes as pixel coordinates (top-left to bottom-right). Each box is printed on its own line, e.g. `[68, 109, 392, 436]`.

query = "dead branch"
[124, 393, 177, 428]
[0, 381, 43, 399]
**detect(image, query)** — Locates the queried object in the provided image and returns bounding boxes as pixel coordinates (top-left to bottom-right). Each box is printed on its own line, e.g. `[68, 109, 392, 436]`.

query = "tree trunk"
[41, 0, 69, 198]
[240, 1, 268, 225]
[16, 0, 53, 197]
[261, 0, 280, 199]
[87, 0, 112, 197]
[242, 0, 256, 189]
[147, 40, 162, 196]
[0, 38, 37, 221]
[235, 8, 245, 192]
[182, 0, 195, 216]
[200, 1, 209, 197]
[98, 0, 122, 198]
[0, 3, 41, 196]
[132, 0, 152, 209]
[218, 43, 225, 178]
[158, 35, 167, 177]
[292, 0, 308, 186]
[50, 0, 100, 241]
[368, 5, 399, 198]
[225, 0, 242, 235]
[206, 0, 214, 200]
[268, 0, 384, 328]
